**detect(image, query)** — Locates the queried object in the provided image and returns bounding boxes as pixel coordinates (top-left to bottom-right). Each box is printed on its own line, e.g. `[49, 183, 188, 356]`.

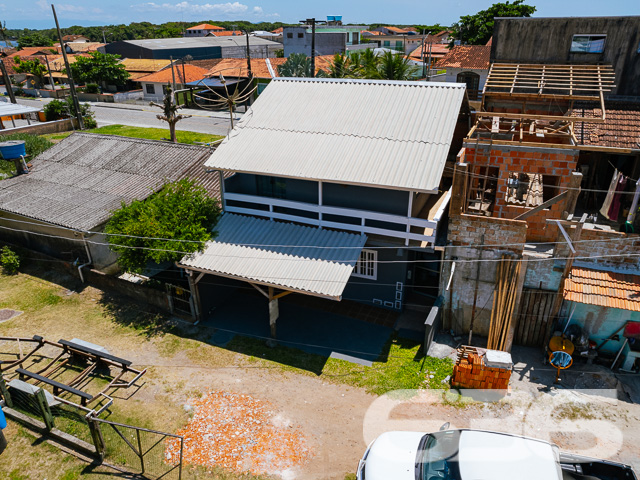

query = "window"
[353, 249, 377, 280]
[256, 176, 286, 198]
[145, 84, 155, 94]
[570, 34, 606, 53]
[395, 41, 403, 48]
[297, 32, 304, 38]
[383, 40, 390, 47]
[287, 32, 293, 39]
[505, 173, 560, 207]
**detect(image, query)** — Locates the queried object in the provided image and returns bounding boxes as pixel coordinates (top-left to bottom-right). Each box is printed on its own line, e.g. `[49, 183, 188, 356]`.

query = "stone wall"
[0, 118, 78, 137]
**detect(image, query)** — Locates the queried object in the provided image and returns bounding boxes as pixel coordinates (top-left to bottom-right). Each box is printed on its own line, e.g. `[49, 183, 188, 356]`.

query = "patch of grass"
[228, 334, 453, 395]
[553, 402, 598, 421]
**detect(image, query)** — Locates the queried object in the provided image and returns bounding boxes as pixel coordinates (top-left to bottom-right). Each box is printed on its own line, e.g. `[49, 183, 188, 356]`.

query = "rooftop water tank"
[0, 140, 26, 160]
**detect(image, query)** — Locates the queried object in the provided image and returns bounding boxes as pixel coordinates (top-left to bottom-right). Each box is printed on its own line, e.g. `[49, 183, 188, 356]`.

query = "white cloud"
[133, 1, 249, 14]
[252, 6, 262, 13]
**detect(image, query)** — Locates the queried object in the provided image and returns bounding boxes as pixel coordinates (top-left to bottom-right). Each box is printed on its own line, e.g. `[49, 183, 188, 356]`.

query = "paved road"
[9, 96, 239, 137]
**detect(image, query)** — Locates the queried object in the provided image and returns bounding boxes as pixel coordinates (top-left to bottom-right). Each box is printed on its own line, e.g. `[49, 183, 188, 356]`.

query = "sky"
[2, 0, 639, 30]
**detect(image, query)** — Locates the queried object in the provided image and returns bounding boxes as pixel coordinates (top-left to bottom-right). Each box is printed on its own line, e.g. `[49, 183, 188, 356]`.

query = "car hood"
[364, 431, 424, 480]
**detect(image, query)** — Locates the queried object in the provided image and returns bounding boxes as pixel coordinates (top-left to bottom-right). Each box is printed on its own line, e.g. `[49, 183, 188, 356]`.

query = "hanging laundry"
[600, 169, 620, 220]
[608, 173, 628, 221]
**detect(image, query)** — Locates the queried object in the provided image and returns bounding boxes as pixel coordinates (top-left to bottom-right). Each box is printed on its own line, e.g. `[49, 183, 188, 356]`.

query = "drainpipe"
[77, 233, 93, 283]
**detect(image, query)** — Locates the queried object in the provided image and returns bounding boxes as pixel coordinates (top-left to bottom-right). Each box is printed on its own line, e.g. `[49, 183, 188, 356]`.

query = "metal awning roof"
[204, 78, 466, 193]
[0, 102, 42, 116]
[186, 77, 241, 87]
[179, 213, 367, 299]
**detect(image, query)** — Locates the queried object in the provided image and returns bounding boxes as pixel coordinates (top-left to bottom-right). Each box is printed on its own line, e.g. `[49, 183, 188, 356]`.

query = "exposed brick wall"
[461, 145, 580, 242]
[451, 350, 511, 390]
[555, 227, 640, 270]
[448, 214, 527, 252]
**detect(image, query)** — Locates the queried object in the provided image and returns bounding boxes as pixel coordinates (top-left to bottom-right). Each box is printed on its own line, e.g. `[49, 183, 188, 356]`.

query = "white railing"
[224, 193, 439, 244]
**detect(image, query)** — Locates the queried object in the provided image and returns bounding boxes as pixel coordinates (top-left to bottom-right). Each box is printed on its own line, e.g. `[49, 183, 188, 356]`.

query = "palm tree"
[377, 51, 417, 80]
[358, 49, 381, 79]
[149, 85, 191, 143]
[277, 53, 315, 77]
[327, 53, 350, 78]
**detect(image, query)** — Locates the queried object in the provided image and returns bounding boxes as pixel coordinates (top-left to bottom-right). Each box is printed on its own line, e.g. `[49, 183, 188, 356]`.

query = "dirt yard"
[1, 266, 639, 479]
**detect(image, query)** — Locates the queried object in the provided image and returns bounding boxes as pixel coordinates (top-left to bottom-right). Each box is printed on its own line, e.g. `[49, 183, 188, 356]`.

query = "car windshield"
[416, 430, 461, 480]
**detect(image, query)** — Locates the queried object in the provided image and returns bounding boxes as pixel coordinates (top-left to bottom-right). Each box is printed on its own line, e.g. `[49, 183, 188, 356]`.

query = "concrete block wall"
[448, 214, 527, 251]
[461, 144, 580, 242]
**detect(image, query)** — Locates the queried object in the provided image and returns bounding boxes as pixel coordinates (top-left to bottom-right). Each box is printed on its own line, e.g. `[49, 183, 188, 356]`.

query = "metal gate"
[514, 288, 556, 347]
[166, 283, 194, 318]
[92, 417, 184, 480]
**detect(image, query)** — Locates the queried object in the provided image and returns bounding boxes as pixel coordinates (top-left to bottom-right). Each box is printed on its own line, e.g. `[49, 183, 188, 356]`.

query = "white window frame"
[570, 34, 606, 53]
[352, 249, 378, 280]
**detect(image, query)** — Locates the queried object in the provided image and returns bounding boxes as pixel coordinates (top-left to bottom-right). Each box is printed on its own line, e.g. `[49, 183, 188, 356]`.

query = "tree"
[13, 56, 47, 87]
[376, 51, 417, 80]
[150, 84, 191, 143]
[452, 0, 536, 45]
[68, 51, 130, 87]
[17, 32, 53, 48]
[105, 179, 221, 274]
[326, 53, 351, 78]
[277, 53, 317, 78]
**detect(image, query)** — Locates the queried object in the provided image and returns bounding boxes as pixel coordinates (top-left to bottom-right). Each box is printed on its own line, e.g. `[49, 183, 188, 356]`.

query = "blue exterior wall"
[224, 174, 410, 216]
[342, 244, 410, 310]
[562, 301, 640, 355]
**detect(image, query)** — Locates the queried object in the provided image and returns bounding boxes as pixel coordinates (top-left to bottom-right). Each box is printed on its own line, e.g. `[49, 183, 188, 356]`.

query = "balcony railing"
[224, 193, 440, 245]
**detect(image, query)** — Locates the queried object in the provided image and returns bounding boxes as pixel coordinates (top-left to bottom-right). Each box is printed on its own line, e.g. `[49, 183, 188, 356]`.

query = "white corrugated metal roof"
[0, 102, 42, 116]
[179, 213, 367, 299]
[205, 78, 466, 193]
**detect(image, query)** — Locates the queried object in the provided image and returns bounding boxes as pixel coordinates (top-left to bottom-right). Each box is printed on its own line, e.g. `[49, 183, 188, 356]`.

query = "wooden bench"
[16, 368, 93, 406]
[58, 339, 132, 368]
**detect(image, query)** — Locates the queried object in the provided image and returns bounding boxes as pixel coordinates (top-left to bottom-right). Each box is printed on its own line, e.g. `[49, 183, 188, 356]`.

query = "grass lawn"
[42, 125, 224, 145]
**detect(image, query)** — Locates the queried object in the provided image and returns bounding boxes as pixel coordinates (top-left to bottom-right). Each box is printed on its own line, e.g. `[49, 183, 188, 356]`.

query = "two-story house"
[178, 77, 469, 337]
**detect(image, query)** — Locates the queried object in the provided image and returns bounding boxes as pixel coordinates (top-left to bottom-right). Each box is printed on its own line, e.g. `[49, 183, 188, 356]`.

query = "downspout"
[77, 233, 93, 283]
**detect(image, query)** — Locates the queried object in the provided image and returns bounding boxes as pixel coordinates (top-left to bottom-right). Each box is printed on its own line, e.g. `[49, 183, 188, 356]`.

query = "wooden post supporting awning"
[249, 283, 293, 344]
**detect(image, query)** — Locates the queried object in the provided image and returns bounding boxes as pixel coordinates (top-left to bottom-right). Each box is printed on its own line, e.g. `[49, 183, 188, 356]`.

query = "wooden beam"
[464, 137, 637, 154]
[561, 172, 583, 219]
[250, 283, 270, 299]
[513, 191, 568, 220]
[485, 92, 600, 101]
[553, 220, 576, 254]
[273, 290, 293, 300]
[477, 111, 605, 123]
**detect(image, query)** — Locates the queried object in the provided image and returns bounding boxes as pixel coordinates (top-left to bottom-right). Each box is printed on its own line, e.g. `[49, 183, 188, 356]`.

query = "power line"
[2, 216, 638, 251]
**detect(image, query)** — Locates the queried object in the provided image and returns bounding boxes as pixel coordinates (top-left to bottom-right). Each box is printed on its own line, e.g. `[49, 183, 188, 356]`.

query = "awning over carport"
[179, 213, 367, 300]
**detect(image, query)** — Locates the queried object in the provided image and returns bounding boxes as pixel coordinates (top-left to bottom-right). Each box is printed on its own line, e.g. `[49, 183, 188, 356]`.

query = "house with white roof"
[178, 78, 469, 335]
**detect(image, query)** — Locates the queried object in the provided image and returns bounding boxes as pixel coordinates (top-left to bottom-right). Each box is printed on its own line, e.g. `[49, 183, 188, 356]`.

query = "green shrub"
[43, 99, 69, 121]
[85, 83, 100, 94]
[1, 246, 20, 274]
[83, 115, 97, 129]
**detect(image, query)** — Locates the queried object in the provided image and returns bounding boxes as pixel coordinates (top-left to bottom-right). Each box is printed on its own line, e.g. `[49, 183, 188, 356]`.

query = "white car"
[356, 427, 637, 480]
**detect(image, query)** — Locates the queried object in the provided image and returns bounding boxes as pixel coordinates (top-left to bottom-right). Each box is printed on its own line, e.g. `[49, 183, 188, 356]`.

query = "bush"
[85, 83, 100, 94]
[43, 99, 69, 121]
[83, 115, 97, 129]
[1, 246, 20, 274]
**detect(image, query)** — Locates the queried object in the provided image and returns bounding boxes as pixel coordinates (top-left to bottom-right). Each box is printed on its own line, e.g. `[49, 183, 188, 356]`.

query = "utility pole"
[243, 30, 252, 77]
[300, 18, 326, 77]
[421, 29, 427, 78]
[43, 53, 55, 90]
[169, 55, 177, 92]
[52, 4, 83, 129]
[0, 59, 16, 103]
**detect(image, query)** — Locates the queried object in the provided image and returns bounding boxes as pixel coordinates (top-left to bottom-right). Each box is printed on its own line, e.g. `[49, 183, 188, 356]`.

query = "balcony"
[224, 191, 450, 247]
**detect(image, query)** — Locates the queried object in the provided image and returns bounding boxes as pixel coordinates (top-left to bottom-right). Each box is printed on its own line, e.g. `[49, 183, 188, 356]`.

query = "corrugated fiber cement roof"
[204, 78, 466, 193]
[564, 267, 640, 312]
[179, 213, 367, 299]
[0, 133, 211, 231]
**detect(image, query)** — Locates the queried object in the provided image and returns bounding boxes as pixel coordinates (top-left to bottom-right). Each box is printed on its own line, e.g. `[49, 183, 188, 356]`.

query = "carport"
[178, 213, 367, 341]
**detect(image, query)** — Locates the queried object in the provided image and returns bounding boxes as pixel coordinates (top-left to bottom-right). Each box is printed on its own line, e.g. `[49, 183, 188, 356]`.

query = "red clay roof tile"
[564, 267, 640, 312]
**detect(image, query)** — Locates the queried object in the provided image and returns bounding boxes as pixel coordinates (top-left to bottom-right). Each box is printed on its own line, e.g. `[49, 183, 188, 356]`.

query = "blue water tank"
[0, 140, 26, 160]
[327, 16, 335, 21]
[334, 15, 342, 21]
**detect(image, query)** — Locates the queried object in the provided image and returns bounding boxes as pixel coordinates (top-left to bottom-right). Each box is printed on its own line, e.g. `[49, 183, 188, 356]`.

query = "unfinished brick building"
[441, 61, 640, 356]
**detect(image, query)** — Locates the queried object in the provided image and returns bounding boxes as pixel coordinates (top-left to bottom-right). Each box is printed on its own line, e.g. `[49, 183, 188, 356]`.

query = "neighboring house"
[373, 26, 417, 36]
[62, 35, 89, 42]
[104, 36, 281, 60]
[137, 64, 209, 101]
[440, 40, 640, 357]
[178, 78, 469, 329]
[283, 26, 346, 57]
[368, 34, 428, 55]
[184, 23, 225, 37]
[207, 31, 243, 37]
[0, 133, 217, 272]
[491, 15, 640, 96]
[251, 31, 283, 43]
[119, 58, 173, 83]
[407, 43, 450, 67]
[60, 42, 105, 54]
[436, 45, 491, 100]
